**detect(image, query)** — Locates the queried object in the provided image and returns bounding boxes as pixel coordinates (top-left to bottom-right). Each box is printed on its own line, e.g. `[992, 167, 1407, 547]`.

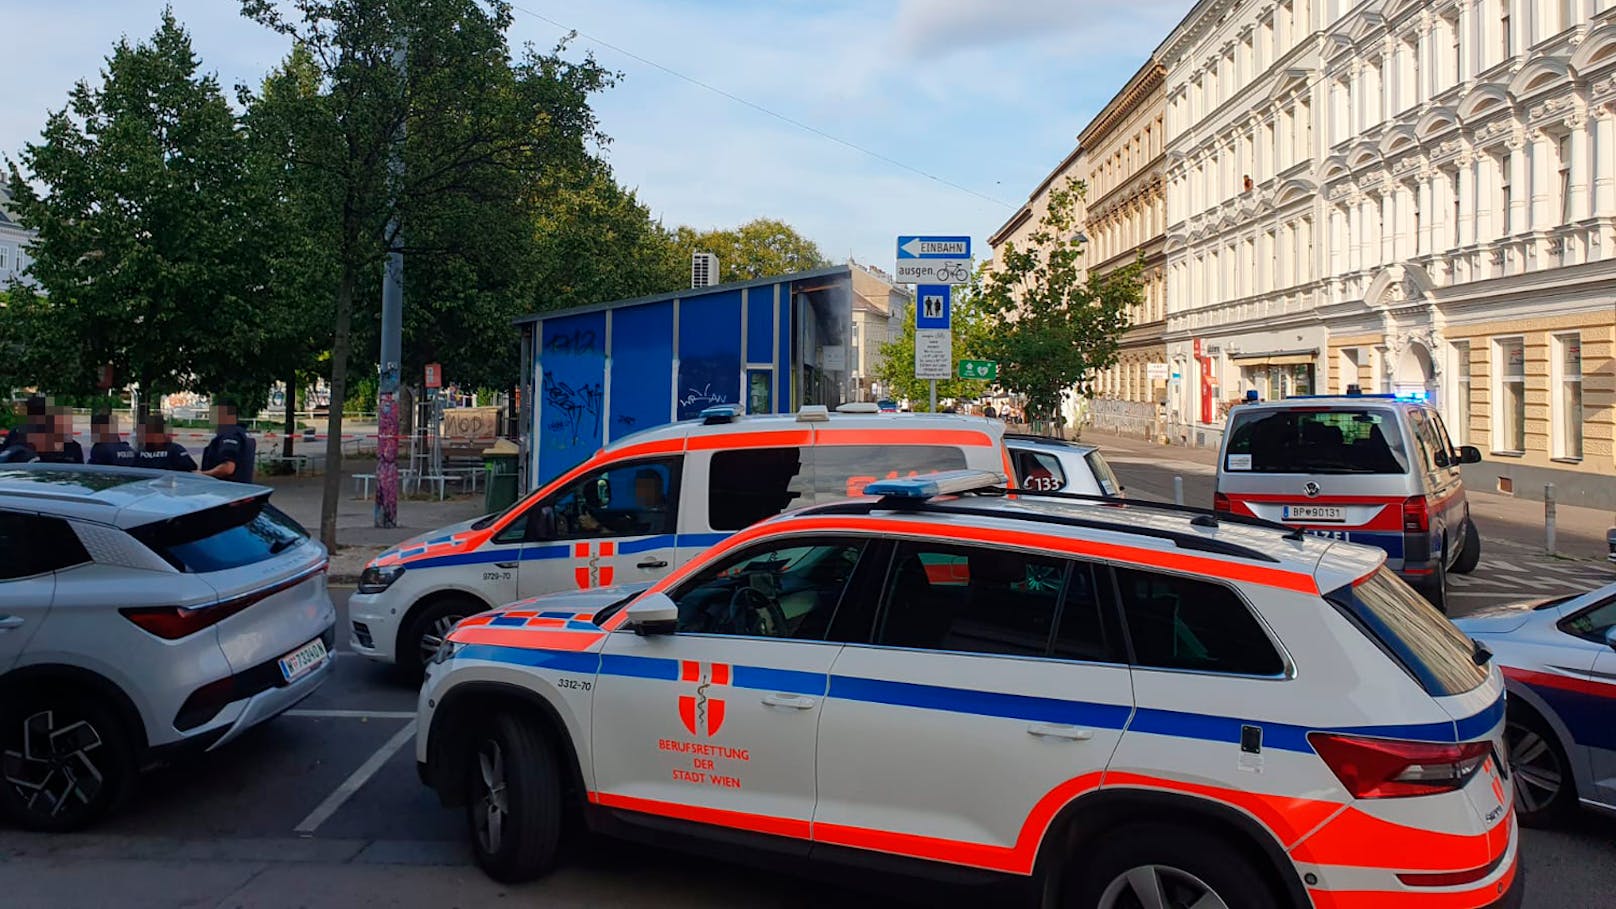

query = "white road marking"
[285, 709, 416, 719]
[294, 719, 417, 835]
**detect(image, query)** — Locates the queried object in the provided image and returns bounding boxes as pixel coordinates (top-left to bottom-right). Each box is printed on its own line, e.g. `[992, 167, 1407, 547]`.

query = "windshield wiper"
[592, 591, 643, 627]
[269, 537, 298, 554]
[1471, 638, 1493, 666]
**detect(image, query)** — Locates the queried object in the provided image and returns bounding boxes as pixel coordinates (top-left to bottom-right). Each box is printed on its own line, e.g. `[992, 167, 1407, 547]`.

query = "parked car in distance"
[1453, 580, 1616, 827]
[1214, 390, 1482, 611]
[1005, 434, 1125, 497]
[0, 464, 335, 831]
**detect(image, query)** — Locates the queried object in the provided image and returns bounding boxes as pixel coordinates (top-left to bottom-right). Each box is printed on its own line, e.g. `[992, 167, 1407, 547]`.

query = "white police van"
[417, 471, 1522, 908]
[350, 407, 1012, 674]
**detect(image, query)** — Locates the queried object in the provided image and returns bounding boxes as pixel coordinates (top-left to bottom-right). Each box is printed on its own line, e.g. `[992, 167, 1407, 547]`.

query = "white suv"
[0, 464, 335, 831]
[417, 471, 1523, 908]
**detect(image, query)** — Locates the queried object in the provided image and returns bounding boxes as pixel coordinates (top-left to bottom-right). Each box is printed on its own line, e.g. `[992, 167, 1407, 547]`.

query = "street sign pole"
[930, 379, 937, 414]
[375, 36, 407, 530]
[899, 239, 968, 414]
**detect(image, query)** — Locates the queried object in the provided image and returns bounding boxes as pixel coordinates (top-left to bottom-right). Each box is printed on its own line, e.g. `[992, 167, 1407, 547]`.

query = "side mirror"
[1458, 446, 1483, 465]
[626, 592, 678, 636]
[1605, 625, 1616, 653]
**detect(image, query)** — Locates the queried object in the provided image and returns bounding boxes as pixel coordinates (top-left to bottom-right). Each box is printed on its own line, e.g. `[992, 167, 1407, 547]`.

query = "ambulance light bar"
[864, 470, 1007, 499]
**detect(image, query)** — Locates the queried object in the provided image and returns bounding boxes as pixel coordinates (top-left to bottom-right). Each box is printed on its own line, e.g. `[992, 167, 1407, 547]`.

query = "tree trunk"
[319, 264, 356, 551]
[282, 377, 296, 459]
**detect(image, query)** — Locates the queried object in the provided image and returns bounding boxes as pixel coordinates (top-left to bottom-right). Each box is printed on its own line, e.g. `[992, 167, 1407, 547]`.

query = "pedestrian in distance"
[136, 415, 198, 472]
[199, 400, 255, 482]
[88, 411, 136, 467]
[0, 419, 40, 463]
[48, 403, 85, 463]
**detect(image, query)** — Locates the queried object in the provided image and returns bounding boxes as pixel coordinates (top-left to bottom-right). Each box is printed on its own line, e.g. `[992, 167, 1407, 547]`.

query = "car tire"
[0, 694, 134, 832]
[1507, 705, 1577, 828]
[1452, 519, 1482, 575]
[399, 596, 481, 679]
[1068, 823, 1279, 909]
[465, 712, 563, 883]
[1421, 544, 1449, 614]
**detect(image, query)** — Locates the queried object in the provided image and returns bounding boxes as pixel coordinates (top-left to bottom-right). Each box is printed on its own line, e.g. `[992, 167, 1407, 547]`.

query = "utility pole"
[375, 36, 406, 529]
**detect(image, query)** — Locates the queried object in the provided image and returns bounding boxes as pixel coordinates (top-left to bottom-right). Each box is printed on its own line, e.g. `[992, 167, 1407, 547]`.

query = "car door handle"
[1027, 723, 1093, 741]
[494, 562, 519, 570]
[0, 615, 25, 631]
[761, 693, 817, 710]
[637, 559, 668, 570]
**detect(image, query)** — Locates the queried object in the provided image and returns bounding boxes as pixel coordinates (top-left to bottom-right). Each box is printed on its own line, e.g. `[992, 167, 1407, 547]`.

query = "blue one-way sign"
[897, 236, 972, 258]
[915, 284, 951, 329]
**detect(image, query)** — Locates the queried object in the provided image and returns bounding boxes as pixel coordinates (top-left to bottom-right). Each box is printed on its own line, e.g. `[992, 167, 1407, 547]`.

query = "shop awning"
[1231, 350, 1317, 367]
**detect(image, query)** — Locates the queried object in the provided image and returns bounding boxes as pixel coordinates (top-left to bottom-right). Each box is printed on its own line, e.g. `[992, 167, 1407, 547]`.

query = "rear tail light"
[1402, 495, 1430, 533]
[121, 560, 327, 640]
[1213, 492, 1232, 512]
[1310, 733, 1490, 798]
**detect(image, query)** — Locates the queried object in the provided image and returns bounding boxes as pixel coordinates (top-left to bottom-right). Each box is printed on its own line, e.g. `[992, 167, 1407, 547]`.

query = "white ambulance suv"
[350, 407, 1012, 674]
[416, 471, 1523, 908]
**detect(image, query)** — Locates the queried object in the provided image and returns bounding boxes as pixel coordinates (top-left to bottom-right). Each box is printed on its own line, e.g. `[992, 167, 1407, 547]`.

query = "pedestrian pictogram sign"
[915, 284, 951, 330]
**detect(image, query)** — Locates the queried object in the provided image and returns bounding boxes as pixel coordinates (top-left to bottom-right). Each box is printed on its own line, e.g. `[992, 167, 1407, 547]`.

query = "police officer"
[46, 405, 84, 463]
[136, 415, 198, 471]
[88, 411, 136, 466]
[200, 401, 254, 482]
[0, 420, 39, 462]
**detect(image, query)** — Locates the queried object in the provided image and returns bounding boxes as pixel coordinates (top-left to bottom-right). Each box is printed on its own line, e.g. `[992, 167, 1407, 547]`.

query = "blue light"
[1393, 390, 1430, 403]
[863, 469, 1007, 499]
[699, 405, 741, 418]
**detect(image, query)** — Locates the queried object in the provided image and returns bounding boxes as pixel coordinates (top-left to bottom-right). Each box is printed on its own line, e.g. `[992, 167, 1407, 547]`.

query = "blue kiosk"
[514, 265, 864, 489]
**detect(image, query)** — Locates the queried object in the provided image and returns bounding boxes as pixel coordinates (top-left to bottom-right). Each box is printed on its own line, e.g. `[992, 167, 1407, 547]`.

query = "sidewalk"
[1082, 428, 1613, 563]
[260, 461, 490, 582]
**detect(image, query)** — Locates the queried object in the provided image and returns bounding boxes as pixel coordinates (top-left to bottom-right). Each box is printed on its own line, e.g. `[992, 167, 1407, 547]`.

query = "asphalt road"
[3, 517, 1614, 906]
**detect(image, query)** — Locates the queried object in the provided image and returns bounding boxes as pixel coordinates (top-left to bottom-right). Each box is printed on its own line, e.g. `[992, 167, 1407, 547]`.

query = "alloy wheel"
[473, 738, 509, 855]
[419, 614, 465, 665]
[1507, 721, 1563, 814]
[1, 710, 107, 820]
[1097, 865, 1231, 909]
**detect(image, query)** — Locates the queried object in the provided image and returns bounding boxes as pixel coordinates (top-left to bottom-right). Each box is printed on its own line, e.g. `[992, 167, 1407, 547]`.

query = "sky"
[2, 0, 1193, 272]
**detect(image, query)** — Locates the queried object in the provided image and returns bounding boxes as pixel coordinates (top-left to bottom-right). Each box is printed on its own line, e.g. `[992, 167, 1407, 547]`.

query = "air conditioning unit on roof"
[691, 252, 720, 288]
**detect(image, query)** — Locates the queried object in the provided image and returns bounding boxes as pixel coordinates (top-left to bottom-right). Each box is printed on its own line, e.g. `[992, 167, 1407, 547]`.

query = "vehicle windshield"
[129, 495, 307, 573]
[1225, 407, 1409, 474]
[1326, 568, 1488, 696]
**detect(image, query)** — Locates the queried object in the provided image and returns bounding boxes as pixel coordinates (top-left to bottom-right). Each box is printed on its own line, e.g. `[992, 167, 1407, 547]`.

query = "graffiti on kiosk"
[680, 384, 729, 410]
[542, 371, 602, 447]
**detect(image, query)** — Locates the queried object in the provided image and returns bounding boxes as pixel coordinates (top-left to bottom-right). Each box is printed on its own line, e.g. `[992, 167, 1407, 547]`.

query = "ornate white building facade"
[1162, 0, 1616, 504]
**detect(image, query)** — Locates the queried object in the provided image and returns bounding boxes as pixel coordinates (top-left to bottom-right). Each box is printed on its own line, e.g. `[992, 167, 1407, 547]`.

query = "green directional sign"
[958, 359, 998, 380]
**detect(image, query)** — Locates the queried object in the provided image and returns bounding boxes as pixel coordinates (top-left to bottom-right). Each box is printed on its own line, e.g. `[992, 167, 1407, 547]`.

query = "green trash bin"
[483, 451, 520, 512]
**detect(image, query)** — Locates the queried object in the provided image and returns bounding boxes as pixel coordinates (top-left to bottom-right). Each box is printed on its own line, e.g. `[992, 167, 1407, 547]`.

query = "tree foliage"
[871, 272, 992, 409]
[237, 0, 617, 546]
[976, 179, 1140, 428]
[2, 12, 255, 413]
[671, 217, 829, 283]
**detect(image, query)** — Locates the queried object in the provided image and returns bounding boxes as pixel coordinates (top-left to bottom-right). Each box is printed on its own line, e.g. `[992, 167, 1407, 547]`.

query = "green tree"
[3, 12, 256, 424]
[871, 273, 992, 409]
[672, 217, 829, 283]
[239, 0, 616, 548]
[977, 178, 1140, 432]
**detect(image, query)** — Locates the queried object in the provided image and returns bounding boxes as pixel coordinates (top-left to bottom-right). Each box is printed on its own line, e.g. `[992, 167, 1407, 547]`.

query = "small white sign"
[1147, 362, 1170, 381]
[1226, 454, 1253, 471]
[821, 345, 847, 372]
[915, 329, 952, 379]
[895, 259, 972, 285]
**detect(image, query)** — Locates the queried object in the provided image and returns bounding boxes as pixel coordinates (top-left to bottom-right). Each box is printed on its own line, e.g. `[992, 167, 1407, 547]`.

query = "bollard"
[1545, 483, 1557, 557]
[1174, 475, 1185, 507]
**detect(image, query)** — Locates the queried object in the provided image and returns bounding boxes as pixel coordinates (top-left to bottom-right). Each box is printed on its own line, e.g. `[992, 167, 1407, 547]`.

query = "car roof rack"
[979, 488, 1308, 541]
[1002, 433, 1084, 447]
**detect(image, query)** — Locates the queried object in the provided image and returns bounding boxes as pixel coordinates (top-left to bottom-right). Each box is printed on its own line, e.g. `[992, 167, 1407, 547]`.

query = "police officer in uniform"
[200, 401, 255, 482]
[88, 411, 136, 466]
[137, 415, 198, 471]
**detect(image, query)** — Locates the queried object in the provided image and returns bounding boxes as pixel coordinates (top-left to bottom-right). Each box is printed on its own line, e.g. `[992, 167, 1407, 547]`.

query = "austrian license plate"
[278, 637, 329, 683]
[1283, 504, 1346, 522]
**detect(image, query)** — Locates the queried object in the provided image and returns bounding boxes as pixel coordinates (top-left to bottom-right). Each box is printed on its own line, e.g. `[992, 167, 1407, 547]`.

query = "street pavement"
[1, 445, 1613, 907]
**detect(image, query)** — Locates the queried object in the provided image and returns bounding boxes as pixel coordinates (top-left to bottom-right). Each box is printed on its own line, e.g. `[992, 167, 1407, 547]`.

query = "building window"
[0, 247, 8, 271]
[1554, 333, 1583, 459]
[1450, 170, 1462, 243]
[1450, 17, 1463, 84]
[1500, 0, 1512, 61]
[1559, 134, 1573, 224]
[1500, 153, 1513, 237]
[1495, 337, 1526, 453]
[1453, 341, 1472, 444]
